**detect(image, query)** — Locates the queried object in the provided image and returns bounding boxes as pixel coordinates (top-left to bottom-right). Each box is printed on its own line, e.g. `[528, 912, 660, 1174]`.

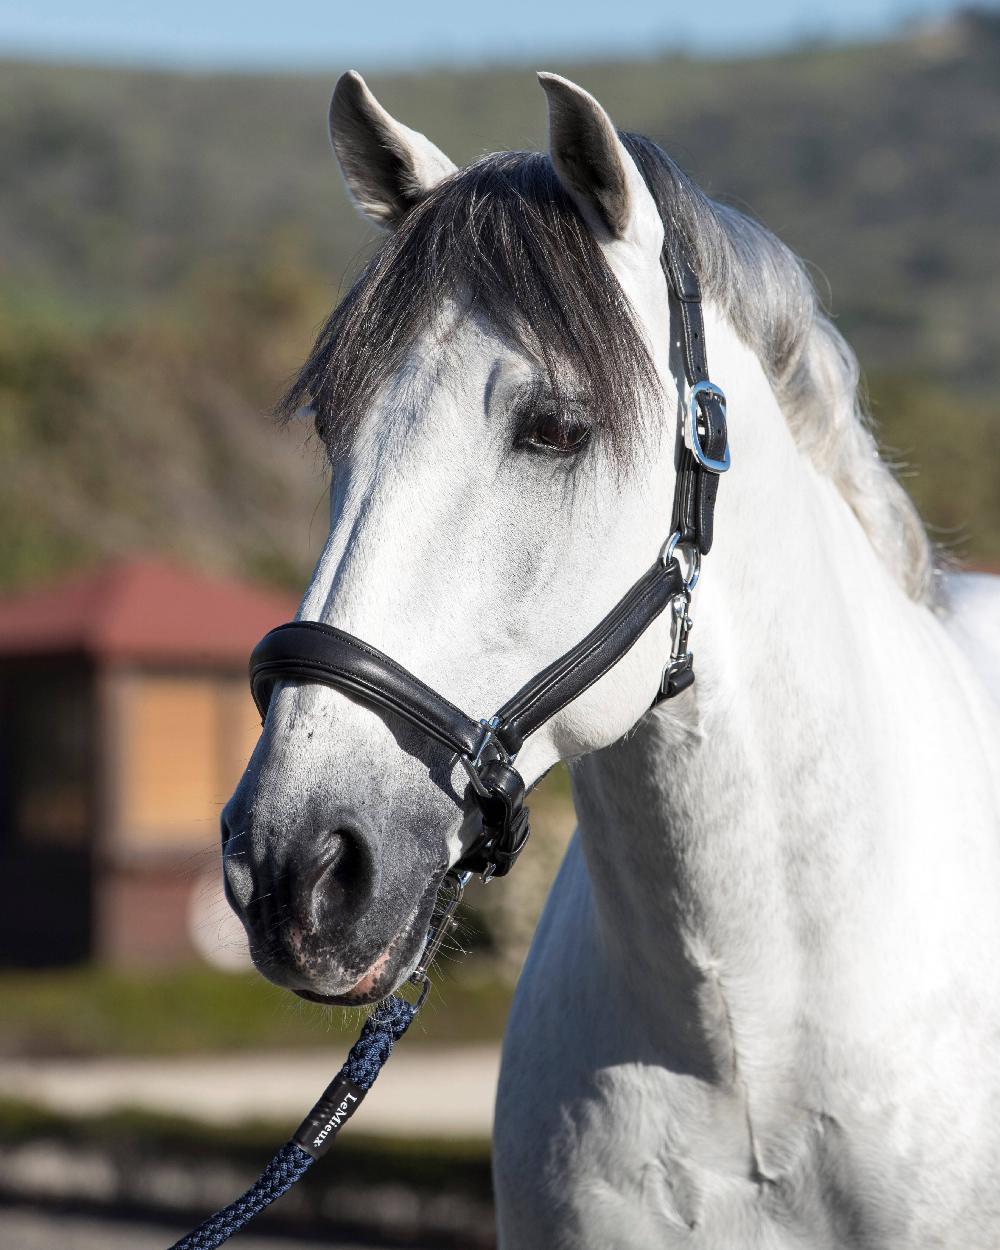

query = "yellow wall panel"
[122, 677, 221, 844]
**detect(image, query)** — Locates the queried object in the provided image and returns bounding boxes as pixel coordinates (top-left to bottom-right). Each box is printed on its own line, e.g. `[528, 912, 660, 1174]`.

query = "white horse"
[222, 71, 1000, 1247]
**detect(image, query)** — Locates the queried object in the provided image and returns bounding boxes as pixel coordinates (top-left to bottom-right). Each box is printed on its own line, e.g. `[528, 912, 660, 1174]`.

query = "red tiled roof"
[0, 558, 297, 665]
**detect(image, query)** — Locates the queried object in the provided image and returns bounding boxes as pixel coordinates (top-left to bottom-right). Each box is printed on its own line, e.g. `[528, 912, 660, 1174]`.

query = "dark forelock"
[277, 149, 658, 457]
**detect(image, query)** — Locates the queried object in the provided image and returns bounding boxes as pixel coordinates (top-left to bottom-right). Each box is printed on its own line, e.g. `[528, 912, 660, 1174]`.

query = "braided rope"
[167, 994, 418, 1250]
[168, 1142, 313, 1250]
[341, 994, 416, 1089]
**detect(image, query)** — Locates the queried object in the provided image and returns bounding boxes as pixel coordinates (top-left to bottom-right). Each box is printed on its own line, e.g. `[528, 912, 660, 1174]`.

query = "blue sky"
[0, 0, 989, 69]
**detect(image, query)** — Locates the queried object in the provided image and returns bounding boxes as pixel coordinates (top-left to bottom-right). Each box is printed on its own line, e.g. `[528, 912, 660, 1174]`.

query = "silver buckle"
[688, 381, 731, 474]
[458, 716, 511, 798]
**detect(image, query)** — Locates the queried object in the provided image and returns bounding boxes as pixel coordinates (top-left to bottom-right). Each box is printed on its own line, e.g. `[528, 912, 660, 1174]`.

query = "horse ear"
[538, 72, 661, 257]
[329, 71, 457, 229]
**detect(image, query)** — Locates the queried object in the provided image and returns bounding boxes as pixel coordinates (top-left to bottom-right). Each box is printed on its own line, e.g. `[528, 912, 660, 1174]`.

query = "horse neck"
[568, 319, 946, 1073]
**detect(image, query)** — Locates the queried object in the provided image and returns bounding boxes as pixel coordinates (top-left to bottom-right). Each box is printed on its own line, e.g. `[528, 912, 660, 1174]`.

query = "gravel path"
[0, 1046, 500, 1138]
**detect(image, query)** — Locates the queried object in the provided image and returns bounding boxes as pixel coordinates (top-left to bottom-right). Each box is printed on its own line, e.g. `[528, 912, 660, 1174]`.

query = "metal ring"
[659, 531, 701, 591]
[439, 869, 471, 904]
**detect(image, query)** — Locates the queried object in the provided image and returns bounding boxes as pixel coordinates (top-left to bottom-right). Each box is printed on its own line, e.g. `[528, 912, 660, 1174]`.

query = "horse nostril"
[303, 831, 349, 896]
[304, 826, 375, 930]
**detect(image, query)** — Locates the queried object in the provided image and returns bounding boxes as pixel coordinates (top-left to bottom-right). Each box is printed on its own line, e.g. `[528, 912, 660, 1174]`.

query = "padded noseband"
[250, 557, 684, 877]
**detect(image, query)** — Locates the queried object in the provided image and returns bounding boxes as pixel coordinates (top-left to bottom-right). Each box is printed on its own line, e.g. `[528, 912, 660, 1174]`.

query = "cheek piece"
[248, 226, 729, 881]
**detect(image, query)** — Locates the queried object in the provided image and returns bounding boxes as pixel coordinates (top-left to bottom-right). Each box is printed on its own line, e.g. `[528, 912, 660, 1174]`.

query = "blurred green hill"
[1, 9, 999, 589]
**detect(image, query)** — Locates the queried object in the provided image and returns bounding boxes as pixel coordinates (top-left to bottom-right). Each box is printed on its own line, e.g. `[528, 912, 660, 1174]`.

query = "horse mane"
[623, 132, 934, 604]
[280, 136, 933, 604]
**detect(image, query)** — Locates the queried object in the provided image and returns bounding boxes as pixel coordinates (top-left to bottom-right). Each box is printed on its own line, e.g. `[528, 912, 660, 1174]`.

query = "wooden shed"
[0, 559, 294, 967]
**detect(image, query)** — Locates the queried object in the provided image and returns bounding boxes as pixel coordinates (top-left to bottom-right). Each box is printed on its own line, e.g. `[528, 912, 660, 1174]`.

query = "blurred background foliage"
[1, 10, 999, 596]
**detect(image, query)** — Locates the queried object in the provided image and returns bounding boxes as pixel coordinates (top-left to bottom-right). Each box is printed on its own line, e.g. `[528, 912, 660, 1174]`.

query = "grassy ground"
[0, 962, 514, 1058]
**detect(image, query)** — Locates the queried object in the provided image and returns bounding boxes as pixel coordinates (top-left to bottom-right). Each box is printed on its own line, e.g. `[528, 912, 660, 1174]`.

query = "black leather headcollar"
[250, 557, 683, 877]
[248, 227, 729, 878]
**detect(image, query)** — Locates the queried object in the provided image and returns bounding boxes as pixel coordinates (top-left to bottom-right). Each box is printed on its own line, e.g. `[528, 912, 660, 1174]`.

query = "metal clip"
[672, 593, 694, 662]
[659, 591, 695, 700]
[687, 380, 731, 474]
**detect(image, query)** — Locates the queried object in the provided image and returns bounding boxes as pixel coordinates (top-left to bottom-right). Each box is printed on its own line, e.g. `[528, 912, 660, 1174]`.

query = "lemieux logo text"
[313, 1091, 359, 1148]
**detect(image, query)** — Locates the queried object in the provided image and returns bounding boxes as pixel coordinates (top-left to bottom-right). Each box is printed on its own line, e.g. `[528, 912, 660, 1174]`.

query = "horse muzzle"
[221, 792, 446, 1004]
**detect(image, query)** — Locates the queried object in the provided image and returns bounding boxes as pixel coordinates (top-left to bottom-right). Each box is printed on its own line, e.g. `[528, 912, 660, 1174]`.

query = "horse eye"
[522, 409, 591, 454]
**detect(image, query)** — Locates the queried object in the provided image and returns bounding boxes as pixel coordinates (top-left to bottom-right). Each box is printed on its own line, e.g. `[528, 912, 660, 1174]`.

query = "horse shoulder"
[942, 571, 1000, 712]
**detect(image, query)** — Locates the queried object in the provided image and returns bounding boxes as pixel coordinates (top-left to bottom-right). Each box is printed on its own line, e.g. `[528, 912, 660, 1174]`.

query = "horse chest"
[495, 844, 1000, 1249]
[498, 1052, 820, 1248]
[495, 1054, 972, 1250]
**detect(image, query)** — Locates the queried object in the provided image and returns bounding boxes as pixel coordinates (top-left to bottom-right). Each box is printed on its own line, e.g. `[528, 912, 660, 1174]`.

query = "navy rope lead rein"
[168, 994, 418, 1250]
[168, 872, 469, 1250]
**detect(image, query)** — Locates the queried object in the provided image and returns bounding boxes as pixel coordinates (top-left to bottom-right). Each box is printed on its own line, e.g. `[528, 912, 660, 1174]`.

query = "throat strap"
[491, 559, 682, 756]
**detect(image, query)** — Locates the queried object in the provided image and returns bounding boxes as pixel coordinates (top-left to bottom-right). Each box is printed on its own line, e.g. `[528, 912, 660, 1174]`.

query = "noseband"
[249, 231, 729, 879]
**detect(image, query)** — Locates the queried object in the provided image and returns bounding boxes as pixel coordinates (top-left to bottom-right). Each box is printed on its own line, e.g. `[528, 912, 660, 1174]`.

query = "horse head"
[221, 72, 694, 1004]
